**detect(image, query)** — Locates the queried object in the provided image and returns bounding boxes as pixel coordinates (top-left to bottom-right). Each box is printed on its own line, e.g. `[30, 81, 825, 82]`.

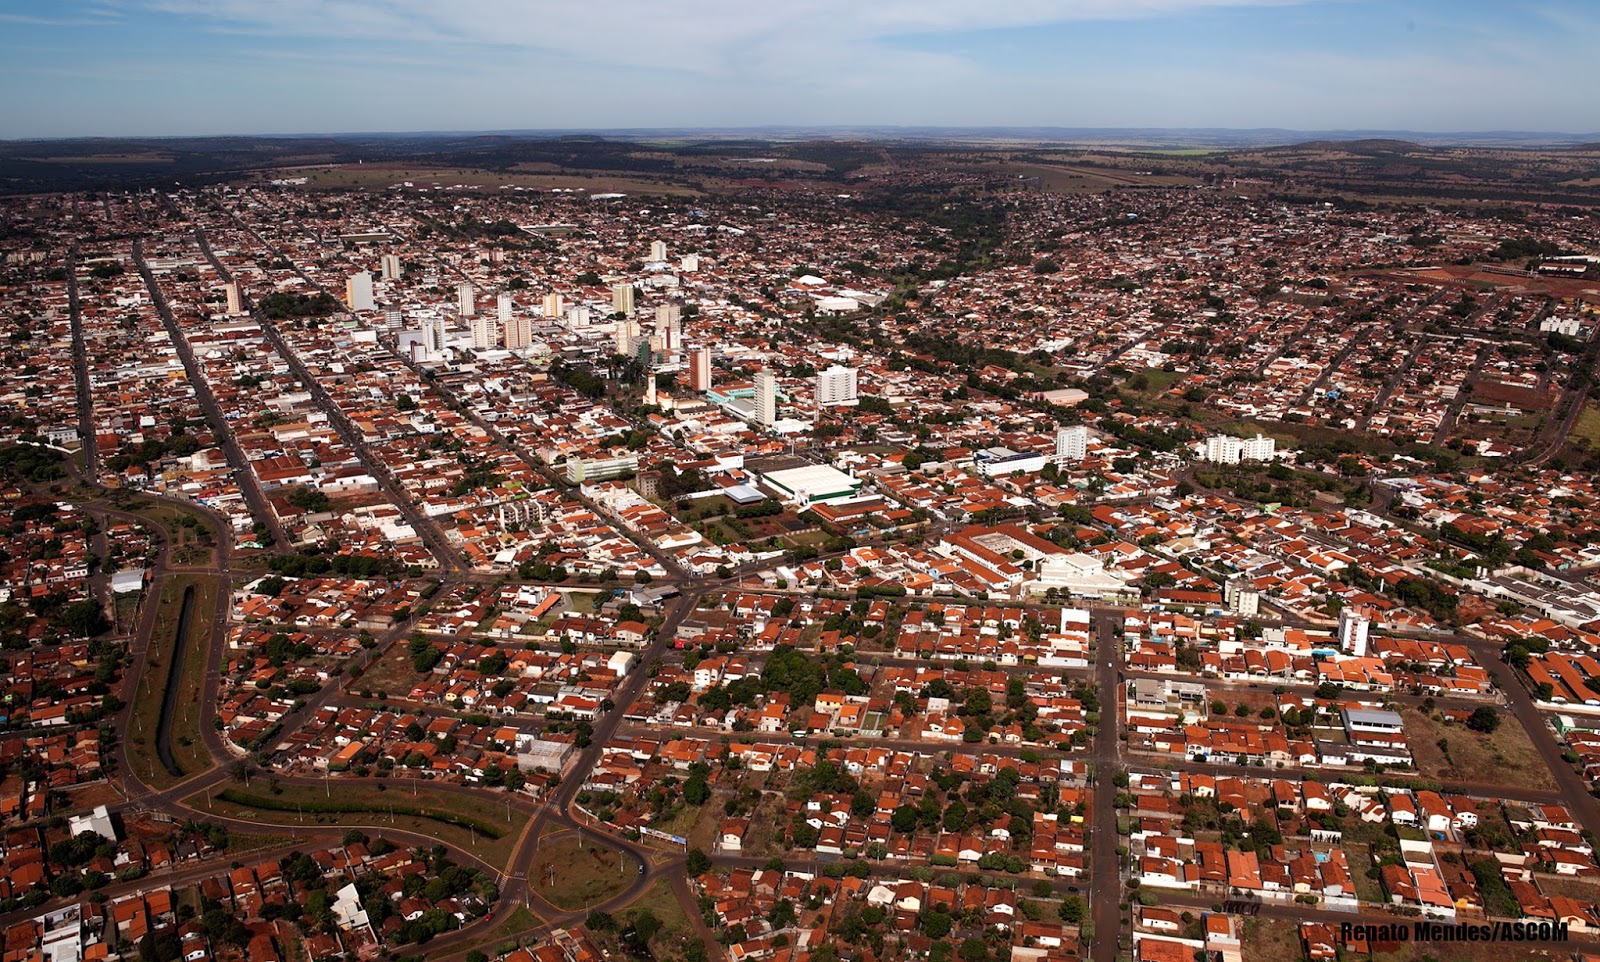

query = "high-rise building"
[656, 303, 682, 352]
[497, 293, 514, 324]
[567, 306, 590, 328]
[421, 315, 446, 356]
[471, 316, 498, 351]
[816, 365, 859, 407]
[345, 272, 375, 312]
[1240, 434, 1277, 462]
[1055, 425, 1088, 461]
[1204, 435, 1243, 465]
[223, 281, 242, 315]
[688, 347, 712, 392]
[1338, 606, 1371, 656]
[504, 316, 534, 350]
[383, 308, 403, 331]
[754, 369, 777, 427]
[380, 254, 402, 281]
[542, 292, 564, 318]
[611, 282, 635, 315]
[680, 254, 700, 273]
[458, 281, 476, 317]
[650, 240, 668, 262]
[1204, 433, 1275, 464]
[1224, 577, 1260, 617]
[614, 326, 635, 357]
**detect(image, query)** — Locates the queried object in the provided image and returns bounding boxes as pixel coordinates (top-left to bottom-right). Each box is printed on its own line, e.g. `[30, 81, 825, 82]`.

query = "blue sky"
[1, 0, 1597, 138]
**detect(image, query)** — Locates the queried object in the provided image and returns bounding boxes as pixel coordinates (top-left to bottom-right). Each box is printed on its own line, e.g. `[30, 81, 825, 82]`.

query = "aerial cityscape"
[3, 4, 1600, 962]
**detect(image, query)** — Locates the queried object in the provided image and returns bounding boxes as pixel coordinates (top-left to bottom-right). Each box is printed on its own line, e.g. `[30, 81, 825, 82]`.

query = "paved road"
[133, 238, 290, 549]
[192, 225, 465, 575]
[65, 246, 98, 482]
[1088, 609, 1121, 962]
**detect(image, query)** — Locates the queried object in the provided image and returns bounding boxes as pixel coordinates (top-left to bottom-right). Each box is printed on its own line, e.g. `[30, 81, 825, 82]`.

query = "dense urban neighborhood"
[1, 144, 1600, 962]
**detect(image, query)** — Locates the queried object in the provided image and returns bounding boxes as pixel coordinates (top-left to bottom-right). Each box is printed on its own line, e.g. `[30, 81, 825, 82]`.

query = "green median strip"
[215, 787, 506, 838]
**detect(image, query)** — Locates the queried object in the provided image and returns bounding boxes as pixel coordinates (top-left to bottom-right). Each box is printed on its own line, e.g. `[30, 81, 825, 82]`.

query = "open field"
[528, 833, 632, 911]
[1401, 706, 1556, 792]
[354, 641, 423, 698]
[1571, 403, 1600, 447]
[126, 572, 221, 790]
[624, 878, 698, 962]
[190, 781, 529, 867]
[1238, 918, 1301, 962]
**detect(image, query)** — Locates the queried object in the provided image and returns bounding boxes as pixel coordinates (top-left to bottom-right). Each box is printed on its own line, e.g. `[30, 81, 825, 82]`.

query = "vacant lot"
[1571, 403, 1600, 446]
[529, 833, 632, 911]
[625, 878, 698, 962]
[1402, 706, 1556, 791]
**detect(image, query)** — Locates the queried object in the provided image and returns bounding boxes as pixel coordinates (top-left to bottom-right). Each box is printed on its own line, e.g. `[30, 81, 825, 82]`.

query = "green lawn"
[1571, 403, 1600, 446]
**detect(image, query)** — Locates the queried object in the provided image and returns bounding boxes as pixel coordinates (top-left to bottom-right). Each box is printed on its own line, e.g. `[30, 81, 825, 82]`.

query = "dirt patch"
[1401, 706, 1557, 792]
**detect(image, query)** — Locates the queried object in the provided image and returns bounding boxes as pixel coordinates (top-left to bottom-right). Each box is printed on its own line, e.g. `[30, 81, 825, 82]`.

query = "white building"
[421, 315, 446, 357]
[754, 368, 777, 427]
[567, 305, 590, 328]
[345, 272, 375, 312]
[1224, 577, 1260, 617]
[1202, 433, 1276, 464]
[1241, 433, 1276, 461]
[1056, 425, 1088, 461]
[816, 365, 859, 407]
[497, 292, 514, 324]
[223, 281, 242, 315]
[1338, 606, 1370, 656]
[1541, 316, 1581, 337]
[380, 253, 402, 281]
[458, 281, 475, 317]
[650, 240, 668, 262]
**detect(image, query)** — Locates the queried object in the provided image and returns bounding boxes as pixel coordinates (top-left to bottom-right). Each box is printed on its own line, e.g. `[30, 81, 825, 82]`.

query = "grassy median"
[126, 572, 221, 790]
[188, 781, 530, 868]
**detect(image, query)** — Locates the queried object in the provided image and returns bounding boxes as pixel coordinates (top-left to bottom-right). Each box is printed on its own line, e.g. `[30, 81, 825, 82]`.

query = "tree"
[684, 768, 711, 805]
[892, 804, 919, 833]
[59, 599, 110, 638]
[631, 909, 663, 943]
[1059, 896, 1086, 923]
[959, 937, 989, 962]
[686, 848, 712, 876]
[942, 799, 968, 833]
[1466, 706, 1502, 734]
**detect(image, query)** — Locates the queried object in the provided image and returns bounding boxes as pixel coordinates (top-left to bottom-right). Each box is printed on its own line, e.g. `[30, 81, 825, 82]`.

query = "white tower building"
[345, 272, 375, 312]
[816, 365, 859, 407]
[1056, 425, 1088, 461]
